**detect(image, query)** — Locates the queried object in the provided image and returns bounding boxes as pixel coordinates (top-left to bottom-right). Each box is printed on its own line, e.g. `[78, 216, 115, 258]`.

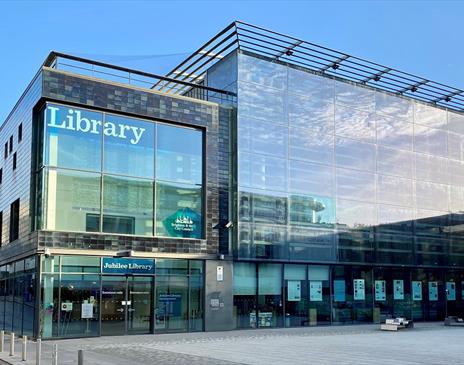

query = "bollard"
[9, 332, 14, 356]
[35, 338, 41, 365]
[51, 343, 57, 365]
[78, 349, 84, 365]
[0, 330, 4, 352]
[22, 335, 27, 361]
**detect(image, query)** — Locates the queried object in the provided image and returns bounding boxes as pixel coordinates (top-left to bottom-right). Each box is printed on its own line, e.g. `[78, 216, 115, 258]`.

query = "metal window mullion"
[100, 113, 105, 233]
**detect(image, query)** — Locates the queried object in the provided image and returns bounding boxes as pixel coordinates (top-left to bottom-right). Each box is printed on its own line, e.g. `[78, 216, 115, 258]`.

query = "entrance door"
[101, 276, 152, 336]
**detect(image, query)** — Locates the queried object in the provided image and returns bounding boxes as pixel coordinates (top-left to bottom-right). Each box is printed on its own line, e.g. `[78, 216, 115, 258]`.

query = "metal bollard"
[51, 343, 57, 365]
[9, 332, 14, 356]
[22, 335, 27, 361]
[0, 330, 4, 352]
[35, 338, 41, 365]
[78, 349, 84, 365]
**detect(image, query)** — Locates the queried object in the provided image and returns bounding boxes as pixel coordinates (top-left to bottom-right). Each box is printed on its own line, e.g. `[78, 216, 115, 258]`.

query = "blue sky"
[1, 0, 463, 122]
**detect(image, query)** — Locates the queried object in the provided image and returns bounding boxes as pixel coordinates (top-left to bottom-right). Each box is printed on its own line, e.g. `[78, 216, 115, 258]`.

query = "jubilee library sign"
[102, 258, 155, 274]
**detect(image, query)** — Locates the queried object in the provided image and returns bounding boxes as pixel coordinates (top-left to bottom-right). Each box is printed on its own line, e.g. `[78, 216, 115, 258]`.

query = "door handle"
[116, 308, 124, 312]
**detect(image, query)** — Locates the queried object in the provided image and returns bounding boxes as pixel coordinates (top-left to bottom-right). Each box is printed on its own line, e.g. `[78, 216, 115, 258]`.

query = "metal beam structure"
[163, 21, 464, 112]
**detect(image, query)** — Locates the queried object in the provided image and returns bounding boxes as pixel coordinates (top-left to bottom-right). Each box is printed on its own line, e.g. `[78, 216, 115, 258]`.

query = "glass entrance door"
[101, 276, 153, 336]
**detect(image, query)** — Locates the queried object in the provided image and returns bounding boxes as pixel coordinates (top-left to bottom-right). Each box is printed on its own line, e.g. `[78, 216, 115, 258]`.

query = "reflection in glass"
[290, 160, 333, 196]
[414, 125, 448, 157]
[103, 114, 155, 178]
[335, 105, 376, 142]
[335, 137, 375, 172]
[289, 125, 333, 165]
[103, 175, 153, 236]
[156, 124, 203, 185]
[376, 116, 413, 151]
[258, 264, 283, 328]
[233, 262, 257, 329]
[155, 182, 202, 239]
[377, 146, 413, 179]
[336, 168, 375, 202]
[43, 104, 102, 171]
[375, 92, 413, 121]
[335, 82, 375, 112]
[415, 103, 447, 129]
[239, 118, 288, 158]
[376, 174, 413, 207]
[43, 168, 101, 232]
[289, 194, 335, 228]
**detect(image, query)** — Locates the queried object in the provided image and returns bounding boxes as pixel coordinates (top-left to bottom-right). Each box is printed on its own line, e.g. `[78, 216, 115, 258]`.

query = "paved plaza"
[0, 322, 463, 365]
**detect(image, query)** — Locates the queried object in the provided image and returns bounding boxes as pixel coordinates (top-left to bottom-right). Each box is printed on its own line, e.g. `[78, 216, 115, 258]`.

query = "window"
[4, 143, 7, 159]
[0, 211, 2, 246]
[9, 136, 13, 153]
[12, 153, 17, 171]
[18, 124, 22, 143]
[9, 199, 19, 242]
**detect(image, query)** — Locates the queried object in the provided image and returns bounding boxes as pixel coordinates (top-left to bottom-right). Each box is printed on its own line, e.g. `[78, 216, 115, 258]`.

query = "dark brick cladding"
[40, 69, 233, 256]
[0, 67, 234, 265]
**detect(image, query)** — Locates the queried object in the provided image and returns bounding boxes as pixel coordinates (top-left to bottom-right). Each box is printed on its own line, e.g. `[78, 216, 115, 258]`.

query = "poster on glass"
[310, 281, 323, 301]
[287, 280, 301, 301]
[393, 280, 404, 300]
[353, 279, 365, 301]
[374, 280, 386, 301]
[429, 282, 438, 301]
[446, 282, 456, 301]
[412, 281, 422, 301]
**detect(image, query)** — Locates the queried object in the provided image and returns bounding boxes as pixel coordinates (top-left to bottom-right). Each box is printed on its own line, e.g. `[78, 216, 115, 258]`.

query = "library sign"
[102, 258, 155, 275]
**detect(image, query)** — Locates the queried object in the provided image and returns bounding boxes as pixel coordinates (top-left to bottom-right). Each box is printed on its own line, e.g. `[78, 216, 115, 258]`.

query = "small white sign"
[61, 302, 73, 312]
[353, 279, 365, 301]
[429, 282, 438, 301]
[217, 266, 224, 282]
[309, 281, 323, 302]
[375, 280, 386, 301]
[447, 282, 456, 301]
[412, 281, 422, 301]
[81, 303, 93, 319]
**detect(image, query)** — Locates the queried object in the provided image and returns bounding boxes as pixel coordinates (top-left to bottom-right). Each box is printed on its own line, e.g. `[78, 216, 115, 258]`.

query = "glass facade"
[233, 262, 464, 327]
[235, 52, 464, 267]
[40, 255, 204, 338]
[37, 103, 204, 239]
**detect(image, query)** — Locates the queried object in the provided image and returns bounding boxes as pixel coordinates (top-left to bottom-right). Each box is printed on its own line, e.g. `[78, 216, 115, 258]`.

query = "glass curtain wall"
[36, 103, 204, 240]
[234, 52, 464, 267]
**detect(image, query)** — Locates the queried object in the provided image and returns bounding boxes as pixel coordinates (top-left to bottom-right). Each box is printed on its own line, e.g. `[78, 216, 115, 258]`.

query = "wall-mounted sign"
[393, 280, 404, 300]
[61, 302, 73, 312]
[429, 282, 438, 301]
[288, 280, 301, 301]
[375, 280, 386, 301]
[217, 266, 224, 282]
[412, 281, 422, 301]
[310, 281, 323, 302]
[334, 280, 346, 302]
[447, 282, 456, 301]
[81, 303, 93, 319]
[353, 279, 365, 301]
[46, 105, 146, 145]
[102, 258, 155, 274]
[163, 207, 201, 238]
[158, 294, 182, 316]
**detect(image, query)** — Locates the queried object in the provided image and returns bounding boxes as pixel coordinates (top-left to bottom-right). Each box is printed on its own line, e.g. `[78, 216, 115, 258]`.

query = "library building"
[1, 21, 464, 338]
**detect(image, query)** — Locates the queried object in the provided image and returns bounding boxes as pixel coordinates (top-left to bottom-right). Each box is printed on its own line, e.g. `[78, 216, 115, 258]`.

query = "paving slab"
[0, 322, 462, 365]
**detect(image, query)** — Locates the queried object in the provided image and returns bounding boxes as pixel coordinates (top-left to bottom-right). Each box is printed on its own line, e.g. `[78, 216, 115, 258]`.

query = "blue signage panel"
[102, 258, 155, 274]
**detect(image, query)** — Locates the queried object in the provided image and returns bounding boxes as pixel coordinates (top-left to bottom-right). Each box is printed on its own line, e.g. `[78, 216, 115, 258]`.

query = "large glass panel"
[289, 194, 335, 228]
[307, 265, 330, 325]
[375, 92, 413, 121]
[415, 103, 447, 129]
[40, 274, 59, 338]
[415, 181, 449, 211]
[43, 103, 102, 171]
[233, 262, 257, 329]
[103, 175, 154, 236]
[284, 264, 307, 327]
[448, 111, 464, 135]
[101, 276, 126, 336]
[335, 105, 376, 142]
[289, 124, 334, 165]
[336, 167, 375, 202]
[155, 275, 188, 333]
[239, 152, 287, 192]
[43, 168, 101, 232]
[189, 261, 204, 332]
[288, 92, 334, 129]
[377, 146, 413, 179]
[155, 182, 202, 239]
[335, 82, 375, 112]
[103, 114, 155, 178]
[239, 117, 288, 158]
[59, 274, 100, 337]
[244, 189, 288, 226]
[376, 116, 413, 151]
[251, 224, 287, 260]
[448, 132, 464, 161]
[415, 154, 449, 185]
[156, 124, 203, 185]
[289, 160, 334, 196]
[288, 68, 334, 99]
[127, 276, 152, 334]
[239, 82, 285, 123]
[258, 264, 283, 328]
[335, 137, 375, 172]
[288, 227, 336, 262]
[61, 256, 100, 273]
[239, 53, 287, 90]
[376, 175, 413, 207]
[414, 125, 448, 157]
